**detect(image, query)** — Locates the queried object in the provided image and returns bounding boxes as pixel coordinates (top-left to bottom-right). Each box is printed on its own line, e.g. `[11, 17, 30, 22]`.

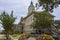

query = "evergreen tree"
[0, 11, 16, 40]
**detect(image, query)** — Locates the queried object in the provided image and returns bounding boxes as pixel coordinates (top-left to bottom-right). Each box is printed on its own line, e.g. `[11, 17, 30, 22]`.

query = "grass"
[11, 34, 20, 38]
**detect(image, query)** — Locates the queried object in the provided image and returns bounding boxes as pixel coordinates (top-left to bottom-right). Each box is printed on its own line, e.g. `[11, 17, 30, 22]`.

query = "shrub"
[18, 32, 30, 40]
[39, 34, 54, 40]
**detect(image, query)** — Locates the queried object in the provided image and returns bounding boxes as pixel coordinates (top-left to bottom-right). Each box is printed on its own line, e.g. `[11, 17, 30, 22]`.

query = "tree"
[31, 11, 54, 33]
[55, 20, 60, 28]
[0, 11, 16, 40]
[36, 0, 60, 12]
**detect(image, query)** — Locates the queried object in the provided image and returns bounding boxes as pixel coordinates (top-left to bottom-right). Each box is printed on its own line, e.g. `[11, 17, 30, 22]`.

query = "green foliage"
[55, 20, 60, 27]
[37, 0, 60, 12]
[31, 11, 54, 30]
[0, 11, 16, 34]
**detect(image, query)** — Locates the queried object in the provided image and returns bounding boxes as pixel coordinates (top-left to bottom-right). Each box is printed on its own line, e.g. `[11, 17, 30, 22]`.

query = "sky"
[0, 0, 60, 30]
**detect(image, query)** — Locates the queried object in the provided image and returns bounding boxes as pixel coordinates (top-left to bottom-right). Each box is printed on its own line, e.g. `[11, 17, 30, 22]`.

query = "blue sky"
[0, 0, 60, 30]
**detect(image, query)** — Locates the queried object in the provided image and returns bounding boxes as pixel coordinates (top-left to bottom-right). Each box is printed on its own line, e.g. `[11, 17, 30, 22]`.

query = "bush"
[39, 34, 54, 40]
[18, 32, 30, 40]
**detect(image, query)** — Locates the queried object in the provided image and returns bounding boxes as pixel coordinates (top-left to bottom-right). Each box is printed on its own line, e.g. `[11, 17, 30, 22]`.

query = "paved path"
[0, 34, 6, 40]
[0, 34, 18, 40]
[9, 35, 18, 40]
[27, 37, 36, 40]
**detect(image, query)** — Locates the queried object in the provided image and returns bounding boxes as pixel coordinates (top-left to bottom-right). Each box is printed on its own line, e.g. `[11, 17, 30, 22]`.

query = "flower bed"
[18, 32, 30, 40]
[37, 34, 54, 40]
[18, 33, 54, 40]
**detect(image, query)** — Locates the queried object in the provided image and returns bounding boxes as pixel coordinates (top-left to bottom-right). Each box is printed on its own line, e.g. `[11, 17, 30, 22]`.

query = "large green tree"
[0, 11, 16, 40]
[31, 11, 54, 33]
[36, 0, 60, 12]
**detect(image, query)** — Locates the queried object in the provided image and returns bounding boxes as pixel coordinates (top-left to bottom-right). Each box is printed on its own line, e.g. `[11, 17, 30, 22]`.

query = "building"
[20, 1, 35, 33]
[18, 1, 54, 33]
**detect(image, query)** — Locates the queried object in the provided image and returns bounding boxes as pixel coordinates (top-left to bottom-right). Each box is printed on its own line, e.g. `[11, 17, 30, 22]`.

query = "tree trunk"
[6, 33, 11, 40]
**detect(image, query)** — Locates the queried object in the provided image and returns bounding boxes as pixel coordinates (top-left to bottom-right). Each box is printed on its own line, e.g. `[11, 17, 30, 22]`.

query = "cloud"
[0, 0, 60, 30]
[0, 0, 60, 24]
[52, 5, 60, 20]
[0, 0, 20, 4]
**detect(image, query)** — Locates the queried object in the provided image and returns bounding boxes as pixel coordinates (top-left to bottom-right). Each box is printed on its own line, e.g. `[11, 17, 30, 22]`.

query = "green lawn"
[11, 34, 20, 38]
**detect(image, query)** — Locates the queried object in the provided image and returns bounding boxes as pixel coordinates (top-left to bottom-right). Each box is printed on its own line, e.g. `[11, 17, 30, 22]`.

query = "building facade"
[21, 1, 35, 32]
